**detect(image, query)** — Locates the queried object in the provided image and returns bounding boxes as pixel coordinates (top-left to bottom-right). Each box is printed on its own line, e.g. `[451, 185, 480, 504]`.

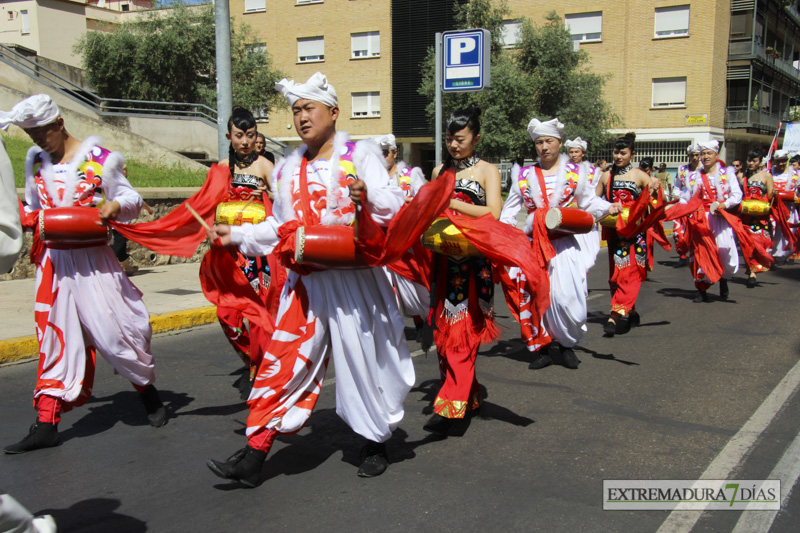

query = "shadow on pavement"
[38, 497, 147, 533]
[574, 346, 639, 367]
[59, 389, 192, 443]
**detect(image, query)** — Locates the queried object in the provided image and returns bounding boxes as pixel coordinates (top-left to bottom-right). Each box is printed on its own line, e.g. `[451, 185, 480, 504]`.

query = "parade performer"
[501, 118, 620, 367]
[675, 140, 743, 303]
[565, 136, 601, 184]
[768, 150, 798, 265]
[213, 107, 279, 399]
[377, 133, 430, 335]
[1, 95, 166, 454]
[738, 149, 774, 287]
[594, 133, 657, 336]
[672, 144, 701, 267]
[205, 72, 414, 486]
[0, 136, 22, 273]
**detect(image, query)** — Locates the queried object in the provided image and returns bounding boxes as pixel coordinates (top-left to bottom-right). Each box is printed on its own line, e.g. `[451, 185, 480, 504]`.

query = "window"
[654, 5, 690, 38]
[730, 11, 753, 39]
[352, 92, 380, 118]
[501, 20, 522, 48]
[246, 43, 267, 56]
[351, 32, 380, 58]
[20, 10, 29, 35]
[297, 37, 324, 63]
[121, 3, 130, 12]
[565, 12, 602, 43]
[7, 11, 14, 20]
[244, 0, 266, 12]
[652, 77, 687, 108]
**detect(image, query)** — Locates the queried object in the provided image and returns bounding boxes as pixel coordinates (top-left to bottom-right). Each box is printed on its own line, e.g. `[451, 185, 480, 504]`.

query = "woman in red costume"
[215, 107, 276, 398]
[737, 149, 774, 287]
[595, 133, 658, 336]
[423, 104, 502, 436]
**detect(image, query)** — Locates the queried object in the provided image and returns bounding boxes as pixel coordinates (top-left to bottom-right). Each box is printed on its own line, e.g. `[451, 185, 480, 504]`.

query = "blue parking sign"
[442, 29, 491, 92]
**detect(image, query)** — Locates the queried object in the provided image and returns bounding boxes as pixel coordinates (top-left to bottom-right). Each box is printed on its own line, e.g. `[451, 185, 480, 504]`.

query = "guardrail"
[0, 43, 286, 154]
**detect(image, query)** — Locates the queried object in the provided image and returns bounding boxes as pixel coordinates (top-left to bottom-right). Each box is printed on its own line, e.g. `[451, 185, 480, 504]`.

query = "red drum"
[39, 207, 110, 249]
[777, 190, 796, 203]
[544, 207, 594, 239]
[294, 225, 369, 269]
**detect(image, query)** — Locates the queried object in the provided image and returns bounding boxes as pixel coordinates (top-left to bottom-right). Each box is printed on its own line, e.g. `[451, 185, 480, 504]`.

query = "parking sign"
[442, 29, 491, 92]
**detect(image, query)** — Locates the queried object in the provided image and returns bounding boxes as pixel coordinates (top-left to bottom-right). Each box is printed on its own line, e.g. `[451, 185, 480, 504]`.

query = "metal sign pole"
[435, 32, 442, 167]
[215, 0, 233, 161]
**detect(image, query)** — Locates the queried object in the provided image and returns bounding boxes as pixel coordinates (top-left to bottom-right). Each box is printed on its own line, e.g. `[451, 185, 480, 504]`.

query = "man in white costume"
[672, 143, 702, 267]
[768, 150, 799, 265]
[1, 95, 166, 455]
[501, 118, 620, 370]
[565, 136, 601, 184]
[0, 136, 23, 273]
[678, 140, 742, 302]
[377, 133, 429, 332]
[206, 73, 414, 487]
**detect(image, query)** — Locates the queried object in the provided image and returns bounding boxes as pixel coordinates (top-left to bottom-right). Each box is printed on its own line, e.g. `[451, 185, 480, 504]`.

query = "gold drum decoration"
[740, 199, 770, 217]
[215, 201, 267, 226]
[598, 207, 630, 228]
[421, 218, 480, 257]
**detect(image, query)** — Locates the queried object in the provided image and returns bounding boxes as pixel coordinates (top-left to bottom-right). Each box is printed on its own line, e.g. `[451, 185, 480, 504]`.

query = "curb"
[0, 306, 218, 365]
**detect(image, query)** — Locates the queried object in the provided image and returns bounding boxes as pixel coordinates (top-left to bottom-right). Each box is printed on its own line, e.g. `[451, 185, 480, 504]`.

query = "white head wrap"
[0, 94, 60, 132]
[564, 137, 587, 152]
[698, 140, 720, 153]
[686, 143, 701, 154]
[377, 134, 396, 151]
[275, 72, 338, 108]
[773, 149, 789, 160]
[527, 118, 564, 141]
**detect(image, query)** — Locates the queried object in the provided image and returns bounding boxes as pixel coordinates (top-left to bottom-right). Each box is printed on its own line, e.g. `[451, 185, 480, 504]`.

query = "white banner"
[783, 122, 800, 153]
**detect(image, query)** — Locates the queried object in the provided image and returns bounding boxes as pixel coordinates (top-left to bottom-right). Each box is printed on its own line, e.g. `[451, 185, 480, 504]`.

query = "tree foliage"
[420, 2, 617, 161]
[75, 3, 284, 116]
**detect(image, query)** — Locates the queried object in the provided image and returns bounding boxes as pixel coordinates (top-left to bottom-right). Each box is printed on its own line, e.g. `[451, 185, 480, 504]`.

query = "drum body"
[598, 207, 630, 228]
[740, 199, 770, 217]
[216, 201, 267, 226]
[40, 207, 110, 249]
[545, 207, 594, 239]
[294, 225, 368, 269]
[421, 218, 480, 257]
[777, 190, 796, 203]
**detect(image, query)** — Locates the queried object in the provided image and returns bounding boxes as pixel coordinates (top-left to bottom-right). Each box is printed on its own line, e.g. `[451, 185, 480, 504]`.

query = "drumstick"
[186, 203, 211, 232]
[595, 213, 610, 224]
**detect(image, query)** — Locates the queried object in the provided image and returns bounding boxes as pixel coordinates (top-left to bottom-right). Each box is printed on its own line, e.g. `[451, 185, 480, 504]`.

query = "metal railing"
[0, 43, 287, 155]
[725, 106, 781, 130]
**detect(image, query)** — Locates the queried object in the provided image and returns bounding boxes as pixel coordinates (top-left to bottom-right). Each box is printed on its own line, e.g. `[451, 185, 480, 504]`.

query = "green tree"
[420, 2, 616, 161]
[75, 4, 284, 116]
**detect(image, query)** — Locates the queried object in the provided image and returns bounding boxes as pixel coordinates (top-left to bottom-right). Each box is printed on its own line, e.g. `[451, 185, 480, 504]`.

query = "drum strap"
[533, 166, 549, 208]
[298, 157, 320, 226]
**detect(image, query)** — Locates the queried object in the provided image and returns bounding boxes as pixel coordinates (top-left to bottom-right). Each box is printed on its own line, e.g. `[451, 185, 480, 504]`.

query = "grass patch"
[2, 134, 207, 188]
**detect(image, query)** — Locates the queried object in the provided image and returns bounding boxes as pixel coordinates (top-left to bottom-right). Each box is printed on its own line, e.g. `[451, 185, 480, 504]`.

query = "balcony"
[729, 40, 800, 81]
[725, 106, 781, 130]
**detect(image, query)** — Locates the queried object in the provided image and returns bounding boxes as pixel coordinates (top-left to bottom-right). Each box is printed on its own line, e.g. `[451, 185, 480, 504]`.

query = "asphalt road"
[2, 246, 799, 533]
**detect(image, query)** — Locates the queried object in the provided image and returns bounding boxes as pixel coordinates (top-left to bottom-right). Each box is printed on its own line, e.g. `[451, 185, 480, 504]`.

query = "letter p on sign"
[450, 38, 476, 64]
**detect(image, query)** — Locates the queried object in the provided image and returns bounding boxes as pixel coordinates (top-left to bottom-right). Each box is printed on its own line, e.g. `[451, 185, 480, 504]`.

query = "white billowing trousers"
[694, 212, 739, 283]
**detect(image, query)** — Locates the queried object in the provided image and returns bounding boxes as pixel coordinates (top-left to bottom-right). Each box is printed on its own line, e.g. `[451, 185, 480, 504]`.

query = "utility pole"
[214, 0, 233, 160]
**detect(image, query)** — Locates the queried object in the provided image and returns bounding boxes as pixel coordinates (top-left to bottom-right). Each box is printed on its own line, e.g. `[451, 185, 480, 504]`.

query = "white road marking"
[657, 357, 800, 533]
[731, 427, 800, 532]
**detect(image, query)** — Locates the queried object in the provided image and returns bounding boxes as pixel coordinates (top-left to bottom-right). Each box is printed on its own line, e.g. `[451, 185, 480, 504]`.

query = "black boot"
[560, 346, 581, 369]
[4, 422, 61, 454]
[207, 446, 267, 488]
[422, 413, 453, 434]
[629, 311, 641, 327]
[693, 290, 709, 303]
[603, 319, 616, 337]
[357, 442, 389, 478]
[746, 275, 757, 288]
[139, 385, 168, 427]
[676, 257, 689, 268]
[719, 279, 729, 300]
[528, 348, 553, 369]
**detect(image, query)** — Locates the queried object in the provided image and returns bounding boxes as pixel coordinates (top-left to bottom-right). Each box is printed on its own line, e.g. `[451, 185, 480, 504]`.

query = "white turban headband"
[527, 117, 564, 141]
[686, 143, 701, 154]
[773, 149, 789, 160]
[565, 137, 588, 152]
[0, 94, 60, 132]
[698, 140, 720, 153]
[377, 134, 396, 151]
[275, 72, 338, 108]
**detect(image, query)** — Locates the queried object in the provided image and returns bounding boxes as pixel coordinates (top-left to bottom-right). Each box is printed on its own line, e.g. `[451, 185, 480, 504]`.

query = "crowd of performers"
[0, 74, 797, 491]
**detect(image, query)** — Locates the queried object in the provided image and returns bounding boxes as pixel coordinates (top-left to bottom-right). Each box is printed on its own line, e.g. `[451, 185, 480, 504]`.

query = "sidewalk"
[0, 262, 215, 364]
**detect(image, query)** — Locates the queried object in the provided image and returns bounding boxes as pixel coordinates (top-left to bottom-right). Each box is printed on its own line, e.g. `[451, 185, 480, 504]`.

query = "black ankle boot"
[560, 346, 580, 369]
[746, 276, 757, 288]
[693, 290, 709, 303]
[358, 442, 389, 478]
[629, 311, 640, 327]
[719, 279, 729, 300]
[528, 349, 553, 369]
[139, 385, 168, 427]
[603, 319, 616, 337]
[615, 315, 631, 335]
[423, 413, 453, 434]
[4, 421, 61, 454]
[207, 446, 267, 488]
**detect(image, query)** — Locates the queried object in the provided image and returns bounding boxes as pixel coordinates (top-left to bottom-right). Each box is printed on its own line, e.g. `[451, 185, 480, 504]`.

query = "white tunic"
[0, 138, 22, 273]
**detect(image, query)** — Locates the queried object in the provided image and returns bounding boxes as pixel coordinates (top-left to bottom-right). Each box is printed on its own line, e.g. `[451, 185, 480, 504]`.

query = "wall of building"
[230, 0, 393, 145]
